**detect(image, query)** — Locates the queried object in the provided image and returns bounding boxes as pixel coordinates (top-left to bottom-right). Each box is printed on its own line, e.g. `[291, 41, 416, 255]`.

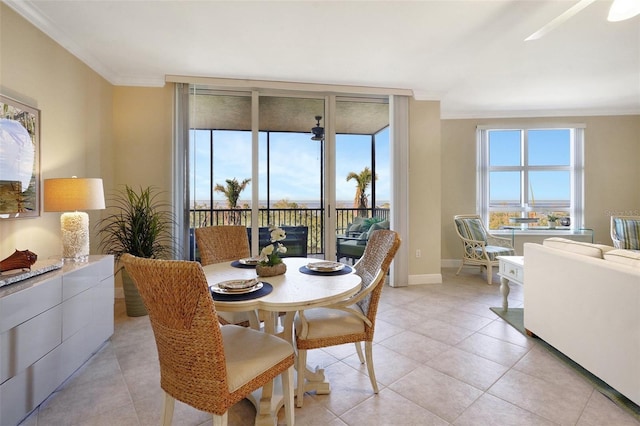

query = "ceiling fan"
[525, 0, 640, 41]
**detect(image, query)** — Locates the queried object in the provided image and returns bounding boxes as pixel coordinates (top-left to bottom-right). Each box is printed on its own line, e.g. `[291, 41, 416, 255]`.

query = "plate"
[307, 261, 345, 272]
[211, 280, 264, 295]
[239, 257, 261, 265]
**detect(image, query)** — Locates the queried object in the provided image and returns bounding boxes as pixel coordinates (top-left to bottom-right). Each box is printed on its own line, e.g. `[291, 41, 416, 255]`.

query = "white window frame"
[476, 124, 585, 230]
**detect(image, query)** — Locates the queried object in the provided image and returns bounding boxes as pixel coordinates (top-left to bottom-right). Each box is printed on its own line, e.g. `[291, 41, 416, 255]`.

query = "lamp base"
[60, 211, 90, 262]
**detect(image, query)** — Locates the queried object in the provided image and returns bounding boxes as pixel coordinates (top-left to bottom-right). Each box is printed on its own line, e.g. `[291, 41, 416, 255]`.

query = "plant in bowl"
[96, 185, 176, 316]
[546, 213, 559, 228]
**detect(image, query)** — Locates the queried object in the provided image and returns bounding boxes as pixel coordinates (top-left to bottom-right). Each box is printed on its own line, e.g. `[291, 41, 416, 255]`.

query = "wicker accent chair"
[610, 215, 640, 250]
[120, 254, 294, 426]
[294, 230, 401, 407]
[195, 226, 258, 328]
[453, 214, 516, 284]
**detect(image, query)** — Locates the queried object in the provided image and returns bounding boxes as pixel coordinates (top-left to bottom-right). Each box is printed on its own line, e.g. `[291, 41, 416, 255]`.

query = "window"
[477, 125, 584, 230]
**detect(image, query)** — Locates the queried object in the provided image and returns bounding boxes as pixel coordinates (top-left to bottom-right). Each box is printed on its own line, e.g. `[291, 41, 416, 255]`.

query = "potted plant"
[547, 213, 559, 229]
[256, 225, 288, 277]
[96, 185, 175, 316]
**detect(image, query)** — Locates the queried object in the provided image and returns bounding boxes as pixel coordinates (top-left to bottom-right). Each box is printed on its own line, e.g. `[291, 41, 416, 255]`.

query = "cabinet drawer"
[500, 262, 523, 282]
[0, 305, 62, 383]
[0, 277, 62, 333]
[62, 267, 98, 301]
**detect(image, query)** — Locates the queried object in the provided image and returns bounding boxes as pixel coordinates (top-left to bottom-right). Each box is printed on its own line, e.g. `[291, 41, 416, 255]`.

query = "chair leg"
[212, 412, 228, 426]
[486, 264, 493, 285]
[355, 341, 365, 364]
[296, 348, 307, 407]
[364, 341, 379, 394]
[456, 261, 464, 276]
[161, 392, 175, 426]
[282, 366, 295, 425]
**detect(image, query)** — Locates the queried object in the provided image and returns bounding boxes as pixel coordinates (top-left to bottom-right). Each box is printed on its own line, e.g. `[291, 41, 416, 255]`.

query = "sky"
[190, 127, 390, 208]
[488, 129, 571, 206]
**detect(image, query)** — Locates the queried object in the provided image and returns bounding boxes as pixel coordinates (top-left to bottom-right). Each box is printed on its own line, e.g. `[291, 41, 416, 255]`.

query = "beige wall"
[408, 99, 442, 282]
[0, 5, 114, 259]
[441, 115, 640, 261]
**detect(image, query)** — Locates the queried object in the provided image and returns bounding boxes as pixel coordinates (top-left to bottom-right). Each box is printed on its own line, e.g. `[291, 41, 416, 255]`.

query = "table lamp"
[44, 177, 105, 261]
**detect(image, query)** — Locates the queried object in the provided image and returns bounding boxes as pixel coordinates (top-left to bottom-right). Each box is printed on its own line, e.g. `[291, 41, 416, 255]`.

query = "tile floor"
[19, 268, 640, 426]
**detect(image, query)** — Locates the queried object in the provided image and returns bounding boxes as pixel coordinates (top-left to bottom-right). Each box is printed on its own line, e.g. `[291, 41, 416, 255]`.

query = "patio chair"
[610, 215, 640, 250]
[195, 226, 258, 328]
[294, 230, 401, 407]
[120, 254, 294, 426]
[453, 214, 516, 284]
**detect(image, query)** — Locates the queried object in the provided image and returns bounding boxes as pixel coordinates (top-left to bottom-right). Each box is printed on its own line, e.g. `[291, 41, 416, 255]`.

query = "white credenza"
[0, 255, 114, 426]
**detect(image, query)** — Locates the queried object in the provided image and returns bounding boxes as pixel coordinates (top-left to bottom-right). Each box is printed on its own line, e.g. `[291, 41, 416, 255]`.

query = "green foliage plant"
[97, 185, 176, 260]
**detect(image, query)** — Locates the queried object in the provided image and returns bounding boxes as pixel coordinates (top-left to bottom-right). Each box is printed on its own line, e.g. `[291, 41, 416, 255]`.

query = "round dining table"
[202, 256, 362, 426]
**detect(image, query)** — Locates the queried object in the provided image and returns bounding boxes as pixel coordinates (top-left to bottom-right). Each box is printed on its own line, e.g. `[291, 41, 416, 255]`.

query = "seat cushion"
[475, 245, 515, 261]
[221, 325, 293, 392]
[295, 305, 365, 340]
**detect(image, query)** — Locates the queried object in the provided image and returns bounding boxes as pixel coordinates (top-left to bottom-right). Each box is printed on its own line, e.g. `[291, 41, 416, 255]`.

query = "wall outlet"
[416, 249, 421, 258]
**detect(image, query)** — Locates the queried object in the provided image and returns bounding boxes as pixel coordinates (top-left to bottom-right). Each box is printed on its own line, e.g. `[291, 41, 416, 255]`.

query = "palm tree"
[214, 177, 251, 208]
[214, 178, 250, 224]
[346, 167, 377, 211]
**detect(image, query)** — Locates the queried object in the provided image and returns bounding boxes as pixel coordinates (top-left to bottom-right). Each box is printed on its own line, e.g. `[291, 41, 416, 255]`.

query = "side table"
[497, 256, 524, 310]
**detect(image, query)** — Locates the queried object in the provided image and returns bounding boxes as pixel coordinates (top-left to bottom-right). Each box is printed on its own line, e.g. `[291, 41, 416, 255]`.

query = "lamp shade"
[44, 177, 105, 212]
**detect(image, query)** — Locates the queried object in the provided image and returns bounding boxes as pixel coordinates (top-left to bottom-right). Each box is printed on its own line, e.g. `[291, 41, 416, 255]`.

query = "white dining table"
[202, 256, 362, 426]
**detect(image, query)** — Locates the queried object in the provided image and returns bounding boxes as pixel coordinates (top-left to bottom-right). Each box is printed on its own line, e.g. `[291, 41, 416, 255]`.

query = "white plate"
[239, 257, 261, 265]
[211, 281, 263, 295]
[307, 261, 345, 272]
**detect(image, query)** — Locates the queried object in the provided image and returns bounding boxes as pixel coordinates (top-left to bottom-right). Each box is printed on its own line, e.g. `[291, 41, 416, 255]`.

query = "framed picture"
[0, 95, 40, 219]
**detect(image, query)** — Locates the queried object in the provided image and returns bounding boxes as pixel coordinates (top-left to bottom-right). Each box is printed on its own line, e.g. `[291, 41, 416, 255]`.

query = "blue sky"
[489, 129, 571, 204]
[190, 127, 390, 207]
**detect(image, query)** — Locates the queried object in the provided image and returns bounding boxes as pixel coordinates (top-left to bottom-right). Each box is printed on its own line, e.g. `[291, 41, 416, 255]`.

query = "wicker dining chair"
[294, 230, 401, 407]
[195, 225, 258, 328]
[120, 254, 294, 426]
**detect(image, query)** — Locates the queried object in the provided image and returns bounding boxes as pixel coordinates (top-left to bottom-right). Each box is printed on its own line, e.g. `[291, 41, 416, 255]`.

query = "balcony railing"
[189, 207, 390, 258]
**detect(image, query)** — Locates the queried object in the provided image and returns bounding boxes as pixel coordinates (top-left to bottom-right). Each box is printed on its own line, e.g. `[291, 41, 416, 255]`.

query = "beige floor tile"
[489, 368, 593, 425]
[478, 317, 535, 348]
[411, 317, 476, 345]
[576, 391, 640, 426]
[341, 342, 420, 386]
[389, 365, 483, 422]
[340, 388, 448, 426]
[455, 332, 530, 367]
[426, 346, 509, 391]
[379, 330, 451, 363]
[453, 393, 556, 426]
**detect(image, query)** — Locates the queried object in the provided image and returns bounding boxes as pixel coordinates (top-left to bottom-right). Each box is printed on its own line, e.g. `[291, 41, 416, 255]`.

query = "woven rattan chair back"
[195, 226, 250, 266]
[120, 254, 295, 425]
[353, 229, 402, 320]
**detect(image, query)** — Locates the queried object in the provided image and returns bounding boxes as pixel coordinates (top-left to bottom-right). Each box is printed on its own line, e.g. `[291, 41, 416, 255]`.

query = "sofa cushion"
[603, 249, 640, 269]
[542, 237, 614, 259]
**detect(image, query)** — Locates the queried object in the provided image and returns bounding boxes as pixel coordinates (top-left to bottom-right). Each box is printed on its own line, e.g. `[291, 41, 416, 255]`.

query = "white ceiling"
[4, 0, 639, 119]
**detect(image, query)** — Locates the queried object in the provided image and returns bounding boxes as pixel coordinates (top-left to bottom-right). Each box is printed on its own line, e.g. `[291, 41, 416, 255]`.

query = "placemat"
[210, 282, 272, 301]
[299, 265, 353, 276]
[230, 260, 256, 269]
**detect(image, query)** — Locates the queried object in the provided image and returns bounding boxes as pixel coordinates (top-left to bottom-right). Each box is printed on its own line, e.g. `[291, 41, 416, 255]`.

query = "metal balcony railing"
[189, 207, 390, 258]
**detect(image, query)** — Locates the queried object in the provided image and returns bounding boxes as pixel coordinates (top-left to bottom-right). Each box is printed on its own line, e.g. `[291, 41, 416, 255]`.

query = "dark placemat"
[210, 282, 272, 301]
[299, 265, 353, 276]
[230, 260, 257, 269]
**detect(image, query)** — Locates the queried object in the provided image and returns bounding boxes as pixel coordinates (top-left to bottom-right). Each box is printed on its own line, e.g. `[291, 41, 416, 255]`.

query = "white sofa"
[524, 238, 640, 406]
